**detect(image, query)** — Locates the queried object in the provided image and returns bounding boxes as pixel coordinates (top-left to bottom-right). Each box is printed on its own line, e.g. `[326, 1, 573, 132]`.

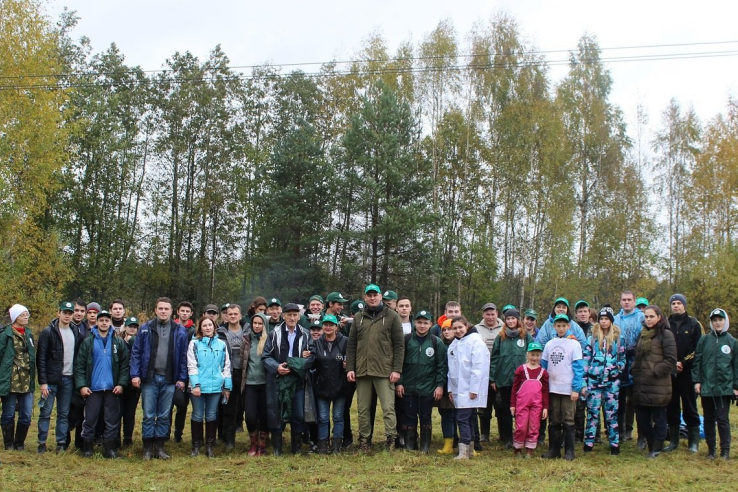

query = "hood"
[709, 308, 730, 334]
[617, 308, 640, 319]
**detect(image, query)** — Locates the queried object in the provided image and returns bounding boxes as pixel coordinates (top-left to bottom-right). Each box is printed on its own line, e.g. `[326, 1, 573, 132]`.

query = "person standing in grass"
[631, 305, 676, 459]
[436, 318, 458, 454]
[489, 309, 533, 450]
[119, 316, 140, 447]
[511, 342, 548, 458]
[240, 313, 269, 456]
[447, 316, 490, 460]
[582, 307, 625, 455]
[692, 308, 738, 460]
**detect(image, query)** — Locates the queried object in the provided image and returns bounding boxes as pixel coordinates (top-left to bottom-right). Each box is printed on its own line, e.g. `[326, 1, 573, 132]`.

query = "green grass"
[2, 397, 738, 491]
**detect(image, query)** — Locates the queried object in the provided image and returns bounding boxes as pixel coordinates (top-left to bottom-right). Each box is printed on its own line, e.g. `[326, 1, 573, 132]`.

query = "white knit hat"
[9, 304, 29, 323]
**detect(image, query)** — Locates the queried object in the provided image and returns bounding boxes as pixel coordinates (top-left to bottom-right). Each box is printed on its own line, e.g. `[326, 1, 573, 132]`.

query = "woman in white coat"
[448, 315, 490, 459]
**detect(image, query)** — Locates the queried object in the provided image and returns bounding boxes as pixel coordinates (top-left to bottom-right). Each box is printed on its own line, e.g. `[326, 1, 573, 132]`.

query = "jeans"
[635, 405, 668, 443]
[1, 392, 33, 427]
[402, 395, 434, 430]
[316, 397, 346, 441]
[37, 376, 75, 445]
[82, 391, 120, 441]
[191, 393, 221, 423]
[438, 407, 457, 439]
[140, 374, 176, 439]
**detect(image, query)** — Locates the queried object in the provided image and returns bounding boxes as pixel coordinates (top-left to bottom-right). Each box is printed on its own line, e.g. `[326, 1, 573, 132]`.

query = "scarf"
[636, 326, 657, 357]
[505, 327, 519, 339]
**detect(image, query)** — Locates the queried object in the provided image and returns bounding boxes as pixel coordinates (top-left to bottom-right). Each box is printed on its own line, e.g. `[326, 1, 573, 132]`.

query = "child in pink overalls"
[510, 341, 549, 458]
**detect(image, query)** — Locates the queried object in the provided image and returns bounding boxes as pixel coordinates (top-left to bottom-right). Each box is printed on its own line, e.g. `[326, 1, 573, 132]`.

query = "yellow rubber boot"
[437, 438, 454, 454]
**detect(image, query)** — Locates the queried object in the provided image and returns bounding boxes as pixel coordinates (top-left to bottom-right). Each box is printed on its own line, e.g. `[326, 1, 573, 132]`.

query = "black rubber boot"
[317, 439, 329, 455]
[205, 421, 217, 458]
[708, 447, 716, 460]
[610, 445, 620, 456]
[419, 426, 432, 454]
[543, 424, 561, 459]
[142, 438, 153, 460]
[291, 431, 302, 455]
[663, 425, 680, 452]
[563, 424, 576, 461]
[272, 431, 283, 456]
[1, 424, 14, 450]
[13, 423, 29, 451]
[720, 449, 730, 460]
[83, 439, 94, 458]
[332, 438, 343, 454]
[153, 438, 171, 460]
[103, 440, 119, 459]
[648, 439, 663, 459]
[403, 428, 417, 451]
[687, 427, 700, 453]
[190, 420, 203, 457]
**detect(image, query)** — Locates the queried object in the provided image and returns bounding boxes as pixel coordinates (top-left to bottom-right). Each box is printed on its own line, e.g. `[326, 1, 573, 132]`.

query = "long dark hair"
[644, 305, 669, 335]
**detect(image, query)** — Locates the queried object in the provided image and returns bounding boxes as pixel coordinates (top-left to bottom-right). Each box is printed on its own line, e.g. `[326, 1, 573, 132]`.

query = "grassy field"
[2, 398, 738, 491]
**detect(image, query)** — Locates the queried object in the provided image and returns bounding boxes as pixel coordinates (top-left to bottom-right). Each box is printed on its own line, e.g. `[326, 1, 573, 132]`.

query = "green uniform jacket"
[0, 325, 36, 396]
[347, 305, 404, 377]
[489, 333, 533, 387]
[74, 333, 130, 391]
[692, 330, 738, 397]
[398, 334, 448, 396]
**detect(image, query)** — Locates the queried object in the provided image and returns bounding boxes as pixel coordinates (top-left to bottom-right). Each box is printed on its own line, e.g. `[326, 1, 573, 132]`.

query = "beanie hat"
[504, 309, 521, 320]
[9, 304, 29, 323]
[441, 318, 453, 329]
[87, 302, 101, 313]
[669, 294, 687, 308]
[598, 306, 615, 324]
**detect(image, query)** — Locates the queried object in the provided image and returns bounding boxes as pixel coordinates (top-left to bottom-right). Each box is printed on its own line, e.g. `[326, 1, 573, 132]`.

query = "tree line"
[2, 0, 737, 325]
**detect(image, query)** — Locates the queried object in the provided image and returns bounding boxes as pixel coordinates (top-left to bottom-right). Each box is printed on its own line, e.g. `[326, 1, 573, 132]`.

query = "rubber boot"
[2, 424, 14, 450]
[403, 428, 417, 451]
[419, 426, 432, 454]
[637, 435, 647, 450]
[205, 421, 217, 458]
[291, 431, 302, 455]
[13, 423, 29, 451]
[610, 445, 620, 456]
[190, 420, 203, 457]
[142, 438, 153, 460]
[563, 424, 576, 461]
[687, 427, 700, 453]
[317, 439, 329, 455]
[247, 431, 258, 456]
[454, 442, 469, 460]
[648, 439, 663, 459]
[543, 424, 561, 459]
[708, 447, 716, 460]
[272, 431, 283, 456]
[480, 417, 490, 443]
[437, 438, 454, 454]
[332, 438, 343, 454]
[720, 449, 730, 460]
[258, 431, 268, 456]
[663, 425, 680, 452]
[83, 439, 94, 458]
[153, 438, 171, 460]
[103, 440, 119, 459]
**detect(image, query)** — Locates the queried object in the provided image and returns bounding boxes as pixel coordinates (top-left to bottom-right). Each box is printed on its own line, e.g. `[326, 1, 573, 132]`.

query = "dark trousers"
[222, 372, 244, 438]
[67, 401, 85, 448]
[244, 384, 268, 433]
[668, 371, 700, 427]
[635, 405, 667, 443]
[82, 391, 120, 441]
[120, 387, 141, 441]
[457, 408, 475, 445]
[702, 396, 732, 452]
[497, 386, 513, 442]
[618, 385, 636, 434]
[402, 395, 434, 430]
[169, 388, 190, 439]
[479, 386, 496, 438]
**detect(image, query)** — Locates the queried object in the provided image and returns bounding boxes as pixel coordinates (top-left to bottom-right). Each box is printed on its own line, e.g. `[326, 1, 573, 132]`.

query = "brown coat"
[631, 328, 677, 407]
[346, 305, 404, 377]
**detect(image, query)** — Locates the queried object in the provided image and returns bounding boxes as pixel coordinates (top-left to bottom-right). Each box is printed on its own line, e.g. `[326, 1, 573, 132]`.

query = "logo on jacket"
[426, 347, 434, 357]
[722, 345, 731, 355]
[517, 339, 525, 348]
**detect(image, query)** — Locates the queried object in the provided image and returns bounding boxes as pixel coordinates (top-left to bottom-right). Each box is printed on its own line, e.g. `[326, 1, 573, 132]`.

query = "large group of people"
[0, 288, 736, 464]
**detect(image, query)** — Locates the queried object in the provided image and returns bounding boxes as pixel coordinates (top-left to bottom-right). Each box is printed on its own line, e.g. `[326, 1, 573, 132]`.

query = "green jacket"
[347, 305, 404, 377]
[489, 333, 533, 387]
[74, 331, 130, 391]
[692, 330, 738, 397]
[398, 334, 447, 396]
[0, 325, 36, 396]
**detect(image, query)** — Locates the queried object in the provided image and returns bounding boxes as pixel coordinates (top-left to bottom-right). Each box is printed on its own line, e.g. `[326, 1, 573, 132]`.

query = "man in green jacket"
[346, 284, 405, 452]
[396, 310, 447, 453]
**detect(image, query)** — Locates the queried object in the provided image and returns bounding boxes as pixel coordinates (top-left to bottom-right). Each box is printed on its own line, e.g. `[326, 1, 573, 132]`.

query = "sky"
[49, 0, 738, 136]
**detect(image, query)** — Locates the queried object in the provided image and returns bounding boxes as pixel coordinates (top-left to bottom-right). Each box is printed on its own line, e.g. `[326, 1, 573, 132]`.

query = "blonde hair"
[591, 322, 621, 353]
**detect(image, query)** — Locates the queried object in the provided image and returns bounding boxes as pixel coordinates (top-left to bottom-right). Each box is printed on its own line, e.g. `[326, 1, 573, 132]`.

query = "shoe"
[191, 420, 203, 457]
[224, 432, 235, 453]
[437, 438, 454, 454]
[153, 438, 171, 460]
[583, 444, 593, 453]
[708, 448, 716, 460]
[624, 430, 633, 441]
[317, 439, 329, 455]
[13, 424, 29, 451]
[247, 431, 258, 456]
[543, 425, 562, 459]
[419, 427, 432, 454]
[174, 433, 183, 443]
[258, 431, 268, 456]
[291, 431, 302, 455]
[514, 448, 523, 458]
[83, 439, 94, 458]
[103, 440, 119, 459]
[454, 443, 470, 460]
[341, 437, 353, 450]
[1, 424, 14, 450]
[648, 439, 663, 459]
[480, 433, 490, 443]
[663, 425, 680, 452]
[403, 428, 417, 451]
[721, 449, 730, 460]
[358, 436, 371, 453]
[385, 435, 396, 452]
[55, 444, 67, 454]
[142, 439, 153, 460]
[332, 438, 343, 454]
[122, 438, 133, 447]
[525, 448, 534, 459]
[473, 440, 482, 452]
[505, 439, 513, 450]
[37, 443, 47, 454]
[271, 431, 283, 456]
[563, 424, 576, 461]
[610, 445, 620, 456]
[205, 421, 217, 458]
[396, 434, 405, 449]
[637, 436, 647, 450]
[687, 427, 700, 453]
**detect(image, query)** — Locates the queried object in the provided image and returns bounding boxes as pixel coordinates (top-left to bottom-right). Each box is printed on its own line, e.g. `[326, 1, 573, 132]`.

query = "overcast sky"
[50, 0, 737, 136]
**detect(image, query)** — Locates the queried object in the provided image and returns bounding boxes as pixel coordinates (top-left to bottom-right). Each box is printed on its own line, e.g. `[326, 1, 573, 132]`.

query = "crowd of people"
[0, 288, 736, 464]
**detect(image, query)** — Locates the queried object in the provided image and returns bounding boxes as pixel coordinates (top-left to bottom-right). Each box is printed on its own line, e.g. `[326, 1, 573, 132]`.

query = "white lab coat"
[447, 330, 490, 408]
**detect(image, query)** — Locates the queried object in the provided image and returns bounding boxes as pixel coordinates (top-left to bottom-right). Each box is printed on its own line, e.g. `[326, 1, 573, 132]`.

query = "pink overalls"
[513, 366, 544, 449]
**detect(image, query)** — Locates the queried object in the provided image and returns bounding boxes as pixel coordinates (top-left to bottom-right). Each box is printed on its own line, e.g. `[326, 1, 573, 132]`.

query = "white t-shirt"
[542, 336, 582, 395]
[402, 322, 412, 335]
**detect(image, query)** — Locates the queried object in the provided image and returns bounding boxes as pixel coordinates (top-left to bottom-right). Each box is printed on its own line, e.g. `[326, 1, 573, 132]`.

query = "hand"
[676, 361, 684, 373]
[581, 387, 588, 397]
[571, 391, 579, 402]
[448, 392, 453, 403]
[223, 390, 231, 400]
[131, 377, 141, 389]
[433, 387, 443, 401]
[469, 393, 477, 400]
[302, 350, 311, 358]
[40, 384, 50, 399]
[694, 383, 701, 395]
[510, 407, 515, 416]
[389, 372, 401, 384]
[192, 387, 201, 397]
[277, 363, 291, 376]
[734, 389, 738, 397]
[542, 409, 548, 420]
[491, 382, 497, 391]
[80, 387, 92, 397]
[113, 385, 123, 395]
[396, 385, 404, 397]
[176, 381, 185, 390]
[347, 371, 356, 382]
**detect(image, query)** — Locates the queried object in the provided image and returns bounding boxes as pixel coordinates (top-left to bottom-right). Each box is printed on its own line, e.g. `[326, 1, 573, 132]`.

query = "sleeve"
[117, 340, 129, 388]
[571, 322, 587, 350]
[129, 328, 143, 379]
[732, 338, 738, 391]
[36, 329, 49, 385]
[655, 331, 678, 379]
[346, 315, 358, 373]
[74, 339, 88, 391]
[571, 359, 585, 393]
[177, 328, 189, 382]
[511, 366, 523, 402]
[435, 337, 448, 389]
[691, 336, 704, 384]
[542, 370, 550, 410]
[391, 315, 405, 374]
[447, 342, 457, 395]
[222, 344, 232, 391]
[535, 324, 550, 346]
[582, 336, 593, 386]
[187, 340, 200, 388]
[541, 344, 550, 370]
[470, 338, 491, 395]
[302, 333, 315, 372]
[262, 331, 280, 374]
[488, 337, 501, 384]
[614, 336, 626, 378]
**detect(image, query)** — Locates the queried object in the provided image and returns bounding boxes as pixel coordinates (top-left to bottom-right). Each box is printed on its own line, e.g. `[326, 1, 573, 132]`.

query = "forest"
[1, 0, 737, 324]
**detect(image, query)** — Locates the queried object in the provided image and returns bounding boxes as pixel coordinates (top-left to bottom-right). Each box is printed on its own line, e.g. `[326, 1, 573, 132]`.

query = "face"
[453, 320, 468, 338]
[255, 304, 267, 314]
[576, 307, 590, 322]
[523, 316, 537, 331]
[554, 303, 567, 315]
[87, 311, 98, 325]
[227, 307, 241, 324]
[527, 351, 542, 365]
[327, 302, 343, 315]
[110, 303, 125, 319]
[620, 294, 635, 313]
[97, 316, 111, 333]
[267, 305, 282, 321]
[251, 317, 264, 333]
[385, 299, 397, 311]
[445, 305, 461, 318]
[200, 318, 215, 337]
[364, 291, 381, 308]
[554, 321, 569, 337]
[156, 301, 173, 322]
[599, 317, 612, 329]
[73, 304, 86, 323]
[126, 324, 139, 337]
[396, 299, 411, 319]
[671, 300, 685, 315]
[14, 311, 30, 326]
[644, 308, 660, 328]
[637, 305, 647, 312]
[59, 310, 74, 325]
[505, 316, 518, 328]
[321, 322, 337, 337]
[178, 306, 192, 322]
[283, 311, 299, 328]
[311, 328, 322, 340]
[483, 309, 498, 326]
[712, 317, 726, 332]
[204, 309, 218, 322]
[441, 325, 455, 341]
[309, 300, 323, 314]
[415, 318, 432, 336]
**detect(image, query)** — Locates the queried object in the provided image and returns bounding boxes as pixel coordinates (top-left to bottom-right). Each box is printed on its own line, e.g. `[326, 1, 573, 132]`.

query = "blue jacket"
[74, 328, 129, 392]
[130, 319, 188, 384]
[535, 317, 587, 350]
[187, 336, 232, 394]
[614, 309, 645, 351]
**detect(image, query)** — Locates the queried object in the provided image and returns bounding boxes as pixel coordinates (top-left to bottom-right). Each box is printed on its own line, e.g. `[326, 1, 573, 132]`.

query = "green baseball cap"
[96, 310, 112, 319]
[382, 290, 398, 301]
[501, 304, 516, 314]
[553, 313, 570, 323]
[415, 310, 432, 321]
[267, 298, 281, 307]
[125, 316, 139, 327]
[321, 314, 339, 325]
[635, 297, 649, 307]
[310, 320, 323, 330]
[220, 303, 230, 311]
[574, 300, 589, 310]
[59, 301, 74, 312]
[527, 341, 543, 352]
[553, 297, 570, 308]
[364, 284, 381, 294]
[350, 300, 365, 314]
[524, 309, 538, 320]
[326, 292, 349, 303]
[308, 295, 324, 304]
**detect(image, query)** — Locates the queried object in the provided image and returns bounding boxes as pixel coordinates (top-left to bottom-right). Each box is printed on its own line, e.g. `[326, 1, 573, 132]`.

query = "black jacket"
[667, 313, 702, 372]
[36, 319, 84, 386]
[311, 332, 349, 400]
